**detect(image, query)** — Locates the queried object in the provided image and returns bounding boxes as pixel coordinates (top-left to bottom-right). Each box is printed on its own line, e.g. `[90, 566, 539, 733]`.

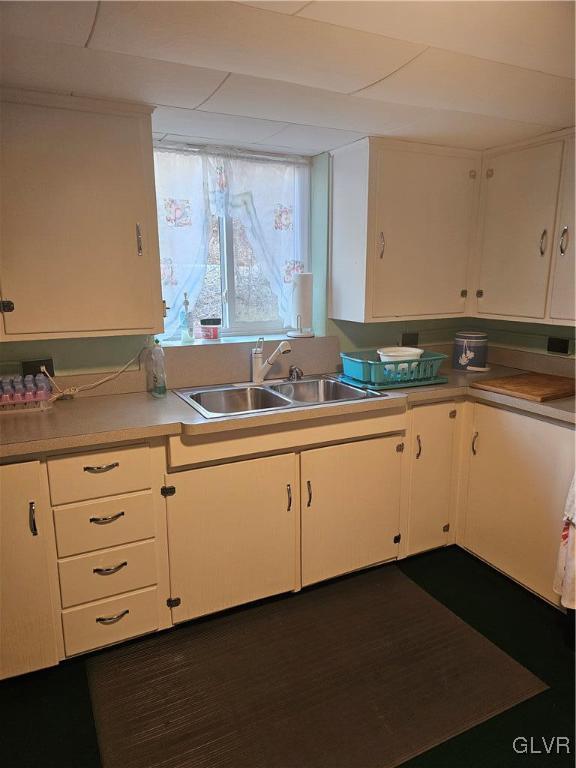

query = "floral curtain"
[205, 152, 308, 325]
[154, 147, 309, 338]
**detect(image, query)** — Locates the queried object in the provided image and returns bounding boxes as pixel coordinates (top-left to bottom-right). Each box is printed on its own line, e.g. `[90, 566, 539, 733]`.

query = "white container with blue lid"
[453, 331, 488, 371]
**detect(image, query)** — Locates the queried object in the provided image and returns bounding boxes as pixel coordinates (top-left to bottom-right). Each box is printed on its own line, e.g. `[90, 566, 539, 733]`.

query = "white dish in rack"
[377, 346, 424, 362]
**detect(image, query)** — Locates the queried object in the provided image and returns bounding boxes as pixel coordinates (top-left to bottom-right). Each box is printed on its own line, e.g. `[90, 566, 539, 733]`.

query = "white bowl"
[377, 346, 424, 362]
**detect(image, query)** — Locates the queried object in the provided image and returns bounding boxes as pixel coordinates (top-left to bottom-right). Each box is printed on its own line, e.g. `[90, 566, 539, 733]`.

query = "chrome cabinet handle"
[286, 484, 292, 512]
[83, 462, 119, 474]
[306, 480, 313, 508]
[379, 231, 386, 259]
[29, 501, 38, 536]
[89, 511, 125, 525]
[136, 223, 143, 257]
[539, 229, 548, 256]
[559, 226, 569, 256]
[93, 561, 128, 576]
[416, 434, 422, 459]
[96, 609, 129, 625]
[472, 431, 479, 455]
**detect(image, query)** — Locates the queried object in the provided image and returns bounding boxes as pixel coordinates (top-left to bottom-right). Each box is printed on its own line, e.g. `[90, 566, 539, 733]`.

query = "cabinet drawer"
[58, 540, 157, 608]
[48, 446, 152, 505]
[62, 587, 159, 656]
[53, 491, 155, 557]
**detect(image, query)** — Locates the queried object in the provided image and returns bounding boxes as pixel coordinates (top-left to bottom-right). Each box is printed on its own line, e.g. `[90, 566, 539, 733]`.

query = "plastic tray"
[340, 350, 447, 386]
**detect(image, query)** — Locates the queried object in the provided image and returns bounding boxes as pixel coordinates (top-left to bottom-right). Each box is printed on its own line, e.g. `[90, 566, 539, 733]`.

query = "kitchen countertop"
[0, 366, 573, 460]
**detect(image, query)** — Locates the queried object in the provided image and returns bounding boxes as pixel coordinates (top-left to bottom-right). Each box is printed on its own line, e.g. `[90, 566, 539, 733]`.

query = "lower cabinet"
[166, 454, 299, 622]
[1, 461, 59, 679]
[464, 404, 574, 603]
[301, 436, 402, 586]
[406, 403, 457, 555]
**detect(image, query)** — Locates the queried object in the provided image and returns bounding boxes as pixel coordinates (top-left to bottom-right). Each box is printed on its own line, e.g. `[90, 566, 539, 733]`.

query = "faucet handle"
[254, 337, 264, 353]
[289, 365, 304, 381]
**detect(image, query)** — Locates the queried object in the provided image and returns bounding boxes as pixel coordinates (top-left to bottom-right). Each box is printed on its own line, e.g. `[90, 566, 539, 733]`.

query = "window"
[154, 147, 310, 340]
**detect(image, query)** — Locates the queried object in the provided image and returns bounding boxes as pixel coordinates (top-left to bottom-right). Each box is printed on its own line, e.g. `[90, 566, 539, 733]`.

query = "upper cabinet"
[0, 90, 163, 340]
[474, 140, 564, 319]
[330, 130, 575, 327]
[329, 138, 480, 323]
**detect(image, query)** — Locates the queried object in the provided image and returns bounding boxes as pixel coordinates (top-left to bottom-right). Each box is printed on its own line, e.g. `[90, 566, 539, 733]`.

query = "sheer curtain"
[154, 150, 211, 339]
[205, 151, 309, 326]
[154, 147, 310, 338]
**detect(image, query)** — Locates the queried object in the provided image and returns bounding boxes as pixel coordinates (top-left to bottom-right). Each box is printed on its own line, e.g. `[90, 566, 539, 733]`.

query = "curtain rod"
[154, 140, 311, 166]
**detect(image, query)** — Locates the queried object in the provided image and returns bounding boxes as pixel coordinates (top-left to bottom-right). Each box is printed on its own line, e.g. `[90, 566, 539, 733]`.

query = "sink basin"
[177, 386, 292, 419]
[270, 378, 369, 403]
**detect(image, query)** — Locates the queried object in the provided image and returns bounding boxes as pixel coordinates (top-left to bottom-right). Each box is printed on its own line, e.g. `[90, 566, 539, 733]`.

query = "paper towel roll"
[288, 272, 314, 338]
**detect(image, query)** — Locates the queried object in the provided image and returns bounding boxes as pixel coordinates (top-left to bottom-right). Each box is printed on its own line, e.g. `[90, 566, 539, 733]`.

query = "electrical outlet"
[22, 358, 55, 377]
[401, 332, 419, 347]
[547, 337, 570, 355]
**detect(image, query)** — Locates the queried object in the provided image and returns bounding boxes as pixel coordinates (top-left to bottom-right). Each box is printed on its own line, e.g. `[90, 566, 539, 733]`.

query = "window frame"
[154, 142, 311, 340]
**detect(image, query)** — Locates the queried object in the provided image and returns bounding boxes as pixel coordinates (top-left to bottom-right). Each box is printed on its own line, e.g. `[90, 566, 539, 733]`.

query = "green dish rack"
[340, 350, 448, 388]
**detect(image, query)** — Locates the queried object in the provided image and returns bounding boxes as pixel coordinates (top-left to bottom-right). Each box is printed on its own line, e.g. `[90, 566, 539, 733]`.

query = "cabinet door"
[166, 454, 299, 622]
[301, 437, 402, 586]
[0, 100, 161, 335]
[550, 139, 575, 321]
[371, 149, 476, 318]
[1, 462, 58, 679]
[476, 141, 563, 318]
[465, 405, 574, 604]
[407, 404, 456, 555]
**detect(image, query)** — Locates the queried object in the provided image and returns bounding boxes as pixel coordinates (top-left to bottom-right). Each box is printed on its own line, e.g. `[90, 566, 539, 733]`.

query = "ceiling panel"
[257, 124, 364, 153]
[300, 1, 575, 79]
[0, 1, 98, 47]
[152, 107, 286, 143]
[0, 36, 229, 108]
[241, 2, 309, 13]
[199, 74, 430, 134]
[385, 111, 551, 151]
[88, 1, 426, 93]
[361, 48, 574, 128]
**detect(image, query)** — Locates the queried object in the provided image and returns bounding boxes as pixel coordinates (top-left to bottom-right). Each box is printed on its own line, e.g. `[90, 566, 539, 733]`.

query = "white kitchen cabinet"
[166, 454, 299, 622]
[475, 140, 564, 319]
[301, 436, 402, 586]
[406, 403, 457, 556]
[464, 404, 574, 604]
[330, 138, 479, 322]
[0, 90, 163, 339]
[549, 137, 575, 321]
[0, 462, 59, 679]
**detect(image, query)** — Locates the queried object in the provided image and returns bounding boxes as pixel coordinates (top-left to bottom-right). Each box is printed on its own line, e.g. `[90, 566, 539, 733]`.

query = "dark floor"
[0, 546, 573, 768]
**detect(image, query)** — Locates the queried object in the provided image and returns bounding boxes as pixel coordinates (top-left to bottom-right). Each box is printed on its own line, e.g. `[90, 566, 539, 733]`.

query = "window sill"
[161, 333, 295, 348]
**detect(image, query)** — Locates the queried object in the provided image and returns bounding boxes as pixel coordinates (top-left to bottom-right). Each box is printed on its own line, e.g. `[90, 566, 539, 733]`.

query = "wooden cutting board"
[471, 373, 575, 402]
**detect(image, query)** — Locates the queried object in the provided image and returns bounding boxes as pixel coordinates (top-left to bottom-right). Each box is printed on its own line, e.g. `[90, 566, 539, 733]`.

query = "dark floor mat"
[87, 564, 547, 768]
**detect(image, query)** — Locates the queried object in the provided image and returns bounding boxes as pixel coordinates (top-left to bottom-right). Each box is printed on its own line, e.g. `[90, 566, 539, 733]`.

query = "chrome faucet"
[251, 337, 292, 384]
[288, 365, 304, 381]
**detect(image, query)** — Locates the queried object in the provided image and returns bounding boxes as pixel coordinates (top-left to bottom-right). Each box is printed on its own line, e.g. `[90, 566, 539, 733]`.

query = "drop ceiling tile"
[153, 107, 286, 143]
[361, 48, 575, 128]
[385, 110, 551, 151]
[199, 74, 429, 134]
[0, 36, 228, 109]
[0, 1, 98, 47]
[258, 124, 364, 152]
[241, 2, 310, 13]
[1, 37, 226, 108]
[88, 0, 426, 93]
[300, 1, 575, 79]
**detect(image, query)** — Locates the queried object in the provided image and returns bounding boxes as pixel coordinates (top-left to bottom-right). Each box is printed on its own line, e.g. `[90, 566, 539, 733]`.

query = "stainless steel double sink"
[175, 377, 378, 419]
